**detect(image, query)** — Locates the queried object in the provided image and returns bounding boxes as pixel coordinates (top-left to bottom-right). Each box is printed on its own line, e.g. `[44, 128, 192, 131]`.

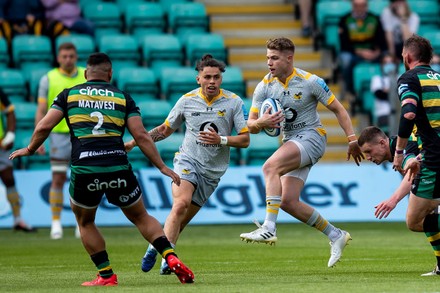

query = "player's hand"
[160, 166, 181, 186]
[124, 140, 136, 152]
[199, 127, 221, 145]
[374, 199, 397, 219]
[392, 154, 404, 173]
[9, 147, 33, 160]
[403, 157, 421, 182]
[347, 142, 364, 166]
[260, 106, 284, 129]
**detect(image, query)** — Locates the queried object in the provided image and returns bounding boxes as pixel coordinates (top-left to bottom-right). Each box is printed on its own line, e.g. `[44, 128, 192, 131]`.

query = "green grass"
[1, 222, 439, 292]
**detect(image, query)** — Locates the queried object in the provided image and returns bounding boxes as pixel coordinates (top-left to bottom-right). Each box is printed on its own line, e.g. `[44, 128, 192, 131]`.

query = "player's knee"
[172, 200, 190, 215]
[406, 219, 423, 232]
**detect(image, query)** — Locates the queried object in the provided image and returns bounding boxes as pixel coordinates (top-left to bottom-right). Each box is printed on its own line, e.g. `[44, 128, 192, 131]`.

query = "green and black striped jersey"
[397, 65, 440, 170]
[52, 80, 141, 167]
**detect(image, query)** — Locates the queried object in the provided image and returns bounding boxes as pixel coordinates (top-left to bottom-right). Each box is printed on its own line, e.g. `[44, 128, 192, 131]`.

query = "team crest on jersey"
[294, 92, 302, 100]
[217, 109, 226, 117]
[182, 169, 191, 175]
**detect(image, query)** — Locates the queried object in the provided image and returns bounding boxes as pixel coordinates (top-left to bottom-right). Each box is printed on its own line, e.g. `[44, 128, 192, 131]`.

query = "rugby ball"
[259, 98, 285, 137]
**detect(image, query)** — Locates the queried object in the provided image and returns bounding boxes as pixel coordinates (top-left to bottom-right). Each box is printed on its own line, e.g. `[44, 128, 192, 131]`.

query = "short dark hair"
[358, 126, 388, 146]
[87, 52, 112, 67]
[195, 54, 226, 72]
[58, 42, 76, 53]
[404, 35, 433, 64]
[266, 37, 295, 54]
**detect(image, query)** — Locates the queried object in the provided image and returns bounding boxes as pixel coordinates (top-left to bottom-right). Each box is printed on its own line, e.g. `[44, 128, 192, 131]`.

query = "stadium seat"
[0, 69, 27, 103]
[82, 2, 122, 42]
[420, 31, 440, 54]
[14, 101, 37, 130]
[353, 62, 381, 114]
[115, 0, 145, 13]
[28, 67, 51, 102]
[98, 34, 139, 74]
[241, 97, 253, 116]
[157, 0, 191, 14]
[221, 66, 246, 98]
[160, 66, 197, 103]
[368, 0, 389, 16]
[168, 2, 209, 42]
[315, 1, 351, 53]
[137, 100, 173, 130]
[79, 0, 102, 10]
[243, 133, 279, 166]
[156, 132, 185, 167]
[123, 133, 151, 170]
[142, 34, 184, 74]
[55, 34, 96, 67]
[12, 35, 53, 72]
[116, 67, 159, 102]
[0, 38, 9, 68]
[185, 33, 227, 66]
[125, 3, 166, 41]
[408, 0, 440, 27]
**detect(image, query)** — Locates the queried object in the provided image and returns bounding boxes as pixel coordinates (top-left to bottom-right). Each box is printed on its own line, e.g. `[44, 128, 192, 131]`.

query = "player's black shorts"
[411, 166, 440, 200]
[69, 169, 142, 208]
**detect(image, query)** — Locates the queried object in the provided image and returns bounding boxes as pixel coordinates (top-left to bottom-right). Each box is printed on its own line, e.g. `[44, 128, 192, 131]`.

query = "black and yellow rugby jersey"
[397, 65, 440, 170]
[51, 80, 141, 167]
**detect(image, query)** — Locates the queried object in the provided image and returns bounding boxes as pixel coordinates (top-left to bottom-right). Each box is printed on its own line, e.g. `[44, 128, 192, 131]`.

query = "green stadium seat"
[0, 38, 9, 68]
[83, 2, 122, 42]
[420, 31, 440, 54]
[315, 1, 351, 53]
[116, 67, 159, 102]
[14, 101, 37, 130]
[28, 67, 51, 102]
[98, 34, 139, 74]
[123, 133, 151, 170]
[408, 0, 440, 27]
[160, 66, 197, 103]
[168, 2, 209, 42]
[125, 3, 166, 41]
[12, 35, 53, 72]
[368, 0, 389, 16]
[221, 66, 246, 98]
[243, 133, 279, 166]
[79, 0, 102, 10]
[0, 69, 27, 103]
[137, 100, 173, 130]
[156, 132, 185, 168]
[185, 33, 227, 66]
[158, 0, 191, 14]
[353, 62, 381, 114]
[55, 34, 96, 67]
[142, 34, 184, 74]
[115, 0, 145, 13]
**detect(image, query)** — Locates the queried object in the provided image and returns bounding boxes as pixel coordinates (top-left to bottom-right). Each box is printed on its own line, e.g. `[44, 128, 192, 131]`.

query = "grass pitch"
[1, 222, 438, 293]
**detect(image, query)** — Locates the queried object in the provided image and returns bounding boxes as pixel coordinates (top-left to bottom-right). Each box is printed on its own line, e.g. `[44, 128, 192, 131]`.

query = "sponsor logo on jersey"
[87, 178, 127, 191]
[79, 86, 114, 97]
[191, 112, 201, 116]
[427, 71, 440, 80]
[316, 77, 329, 92]
[398, 83, 409, 95]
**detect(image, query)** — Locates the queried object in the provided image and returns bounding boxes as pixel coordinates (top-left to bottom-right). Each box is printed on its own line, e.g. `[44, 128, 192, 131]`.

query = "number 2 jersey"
[250, 67, 335, 141]
[166, 88, 248, 179]
[51, 80, 140, 167]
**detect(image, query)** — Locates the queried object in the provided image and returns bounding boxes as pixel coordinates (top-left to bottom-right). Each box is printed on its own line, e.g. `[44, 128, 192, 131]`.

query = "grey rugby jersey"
[250, 67, 335, 140]
[165, 88, 248, 179]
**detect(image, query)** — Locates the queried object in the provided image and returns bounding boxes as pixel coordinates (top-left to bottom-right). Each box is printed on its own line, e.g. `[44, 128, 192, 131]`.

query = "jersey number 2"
[91, 111, 105, 135]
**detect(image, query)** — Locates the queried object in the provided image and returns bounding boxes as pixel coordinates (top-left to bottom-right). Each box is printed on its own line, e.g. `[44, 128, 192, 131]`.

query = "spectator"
[0, 0, 45, 56]
[380, 0, 419, 61]
[297, 0, 317, 38]
[40, 0, 94, 40]
[338, 0, 387, 103]
[370, 53, 398, 135]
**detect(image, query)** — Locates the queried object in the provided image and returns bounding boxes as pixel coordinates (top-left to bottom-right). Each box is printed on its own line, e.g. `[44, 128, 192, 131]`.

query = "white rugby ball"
[259, 98, 285, 137]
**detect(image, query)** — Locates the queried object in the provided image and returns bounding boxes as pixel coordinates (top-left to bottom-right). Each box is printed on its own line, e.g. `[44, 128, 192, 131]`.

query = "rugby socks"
[423, 214, 440, 268]
[91, 250, 114, 278]
[153, 236, 176, 260]
[425, 232, 440, 268]
[6, 186, 21, 220]
[263, 195, 281, 232]
[307, 209, 341, 242]
[49, 188, 63, 221]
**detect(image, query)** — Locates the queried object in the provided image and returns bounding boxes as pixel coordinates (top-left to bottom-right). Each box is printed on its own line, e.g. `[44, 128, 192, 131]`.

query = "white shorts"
[49, 133, 71, 172]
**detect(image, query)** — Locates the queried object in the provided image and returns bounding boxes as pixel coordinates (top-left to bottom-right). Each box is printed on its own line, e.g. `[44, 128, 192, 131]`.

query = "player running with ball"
[239, 37, 364, 267]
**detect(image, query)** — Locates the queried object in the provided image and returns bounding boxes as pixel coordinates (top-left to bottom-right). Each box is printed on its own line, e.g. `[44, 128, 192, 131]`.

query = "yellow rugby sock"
[50, 188, 63, 221]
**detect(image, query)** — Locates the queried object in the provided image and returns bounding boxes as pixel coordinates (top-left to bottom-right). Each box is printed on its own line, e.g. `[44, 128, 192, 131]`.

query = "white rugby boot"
[240, 220, 277, 245]
[328, 230, 352, 267]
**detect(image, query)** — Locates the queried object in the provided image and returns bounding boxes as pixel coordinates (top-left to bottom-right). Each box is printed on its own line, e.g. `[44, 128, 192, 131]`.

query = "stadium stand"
[155, 132, 185, 168]
[137, 99, 173, 130]
[168, 2, 209, 42]
[116, 67, 159, 102]
[12, 35, 53, 73]
[141, 34, 184, 73]
[160, 66, 197, 103]
[0, 38, 9, 68]
[0, 69, 27, 103]
[125, 2, 166, 42]
[82, 2, 122, 42]
[185, 33, 227, 66]
[353, 62, 381, 116]
[242, 133, 280, 166]
[55, 34, 96, 67]
[98, 34, 139, 74]
[220, 66, 246, 99]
